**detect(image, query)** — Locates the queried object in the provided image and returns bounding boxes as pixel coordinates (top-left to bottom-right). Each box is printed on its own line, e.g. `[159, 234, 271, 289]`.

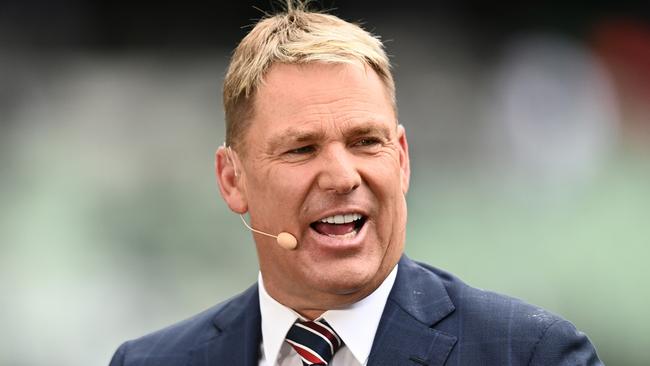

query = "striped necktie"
[285, 319, 343, 365]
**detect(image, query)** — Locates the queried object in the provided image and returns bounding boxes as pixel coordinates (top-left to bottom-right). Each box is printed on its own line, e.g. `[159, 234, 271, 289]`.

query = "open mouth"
[310, 213, 367, 239]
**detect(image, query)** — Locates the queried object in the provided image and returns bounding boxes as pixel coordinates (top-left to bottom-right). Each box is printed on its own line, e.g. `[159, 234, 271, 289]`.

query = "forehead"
[246, 62, 395, 147]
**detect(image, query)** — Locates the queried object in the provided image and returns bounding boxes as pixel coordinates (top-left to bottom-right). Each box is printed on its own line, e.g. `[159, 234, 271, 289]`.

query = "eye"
[354, 137, 382, 147]
[286, 145, 316, 155]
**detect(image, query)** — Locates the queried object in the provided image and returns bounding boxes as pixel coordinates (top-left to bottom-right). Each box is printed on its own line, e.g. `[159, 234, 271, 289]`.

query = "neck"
[295, 308, 326, 321]
[263, 271, 389, 320]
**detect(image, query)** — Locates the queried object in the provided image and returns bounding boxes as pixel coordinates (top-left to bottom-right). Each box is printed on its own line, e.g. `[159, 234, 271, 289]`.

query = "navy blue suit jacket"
[110, 256, 603, 365]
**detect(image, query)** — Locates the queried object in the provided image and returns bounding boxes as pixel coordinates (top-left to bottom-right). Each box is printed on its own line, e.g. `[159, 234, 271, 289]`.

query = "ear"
[215, 146, 248, 214]
[396, 124, 411, 194]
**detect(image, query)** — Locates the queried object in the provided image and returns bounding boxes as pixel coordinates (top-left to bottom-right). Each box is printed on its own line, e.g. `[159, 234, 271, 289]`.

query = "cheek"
[362, 160, 407, 230]
[361, 160, 403, 198]
[249, 166, 314, 212]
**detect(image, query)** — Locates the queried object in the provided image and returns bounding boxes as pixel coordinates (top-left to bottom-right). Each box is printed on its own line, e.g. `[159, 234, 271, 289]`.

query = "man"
[110, 3, 603, 366]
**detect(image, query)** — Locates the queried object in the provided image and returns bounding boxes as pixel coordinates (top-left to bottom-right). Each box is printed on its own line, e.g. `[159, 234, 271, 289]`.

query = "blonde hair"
[222, 2, 395, 152]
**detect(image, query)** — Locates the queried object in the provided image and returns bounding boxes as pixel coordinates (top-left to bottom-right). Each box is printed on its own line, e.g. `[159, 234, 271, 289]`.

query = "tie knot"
[285, 319, 343, 365]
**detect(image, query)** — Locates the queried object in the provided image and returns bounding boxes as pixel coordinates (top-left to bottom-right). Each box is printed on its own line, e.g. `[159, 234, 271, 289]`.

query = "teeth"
[320, 213, 362, 224]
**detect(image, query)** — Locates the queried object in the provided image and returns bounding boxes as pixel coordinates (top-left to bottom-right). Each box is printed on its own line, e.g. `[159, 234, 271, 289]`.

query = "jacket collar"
[367, 255, 457, 366]
[188, 284, 262, 366]
[188, 255, 457, 366]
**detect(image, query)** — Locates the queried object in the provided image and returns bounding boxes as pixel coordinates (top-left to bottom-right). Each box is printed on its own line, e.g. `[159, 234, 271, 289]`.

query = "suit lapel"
[368, 256, 457, 366]
[186, 256, 456, 366]
[188, 284, 262, 366]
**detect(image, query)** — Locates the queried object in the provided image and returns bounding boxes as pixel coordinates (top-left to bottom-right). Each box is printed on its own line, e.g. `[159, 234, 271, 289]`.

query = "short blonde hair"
[222, 4, 395, 152]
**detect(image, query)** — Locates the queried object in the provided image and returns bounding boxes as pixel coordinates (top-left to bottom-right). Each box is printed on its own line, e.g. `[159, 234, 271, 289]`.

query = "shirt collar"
[258, 274, 302, 366]
[258, 264, 398, 365]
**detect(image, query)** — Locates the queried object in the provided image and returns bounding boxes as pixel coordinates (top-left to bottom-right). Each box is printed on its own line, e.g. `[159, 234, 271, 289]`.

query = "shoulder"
[109, 284, 258, 366]
[406, 259, 603, 365]
[405, 260, 562, 333]
[425, 261, 561, 328]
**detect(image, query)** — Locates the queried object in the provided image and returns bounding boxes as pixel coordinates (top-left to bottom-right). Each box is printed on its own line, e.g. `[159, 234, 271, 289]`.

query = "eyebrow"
[346, 123, 393, 140]
[266, 121, 394, 152]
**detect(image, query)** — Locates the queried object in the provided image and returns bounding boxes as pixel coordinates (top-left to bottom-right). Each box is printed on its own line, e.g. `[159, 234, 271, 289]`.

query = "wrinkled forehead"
[254, 61, 393, 108]
[252, 63, 395, 122]
[242, 63, 396, 151]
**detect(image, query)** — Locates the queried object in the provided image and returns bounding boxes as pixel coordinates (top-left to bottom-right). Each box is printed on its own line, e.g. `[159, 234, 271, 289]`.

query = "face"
[217, 62, 410, 315]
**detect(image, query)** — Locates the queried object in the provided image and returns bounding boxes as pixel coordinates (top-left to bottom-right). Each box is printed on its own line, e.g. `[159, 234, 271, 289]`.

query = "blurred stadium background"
[1, 1, 648, 364]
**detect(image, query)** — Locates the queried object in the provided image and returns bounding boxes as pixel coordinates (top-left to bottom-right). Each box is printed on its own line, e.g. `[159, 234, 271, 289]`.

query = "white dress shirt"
[257, 265, 398, 366]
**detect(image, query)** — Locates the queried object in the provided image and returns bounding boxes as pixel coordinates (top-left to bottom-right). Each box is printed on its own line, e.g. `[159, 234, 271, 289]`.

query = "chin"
[311, 265, 379, 296]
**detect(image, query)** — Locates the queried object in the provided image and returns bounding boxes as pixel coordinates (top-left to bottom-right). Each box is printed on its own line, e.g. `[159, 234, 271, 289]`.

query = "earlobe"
[397, 124, 410, 194]
[215, 146, 248, 213]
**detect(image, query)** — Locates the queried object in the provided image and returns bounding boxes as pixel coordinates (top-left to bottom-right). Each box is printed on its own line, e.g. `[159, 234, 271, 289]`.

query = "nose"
[316, 146, 361, 194]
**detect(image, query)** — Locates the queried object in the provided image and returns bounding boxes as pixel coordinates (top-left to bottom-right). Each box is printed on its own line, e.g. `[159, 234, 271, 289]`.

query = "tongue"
[313, 222, 356, 236]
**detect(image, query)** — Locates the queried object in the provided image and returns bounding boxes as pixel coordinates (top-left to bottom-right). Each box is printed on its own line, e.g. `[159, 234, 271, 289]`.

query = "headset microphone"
[226, 146, 298, 250]
[239, 214, 298, 250]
